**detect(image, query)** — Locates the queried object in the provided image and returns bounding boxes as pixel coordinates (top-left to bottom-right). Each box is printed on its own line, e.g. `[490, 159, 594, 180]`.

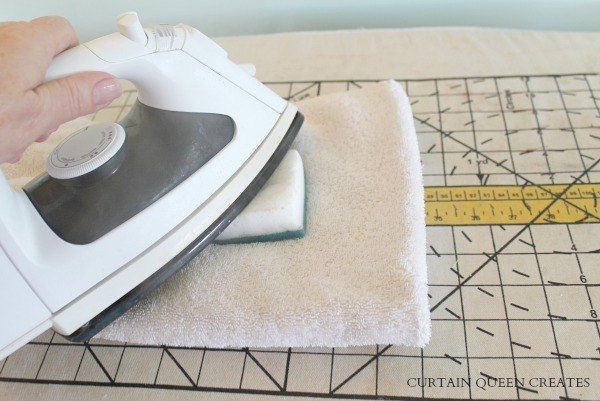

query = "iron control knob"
[46, 122, 126, 180]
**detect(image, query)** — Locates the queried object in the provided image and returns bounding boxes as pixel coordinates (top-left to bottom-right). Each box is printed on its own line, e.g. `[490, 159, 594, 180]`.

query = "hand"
[0, 16, 122, 164]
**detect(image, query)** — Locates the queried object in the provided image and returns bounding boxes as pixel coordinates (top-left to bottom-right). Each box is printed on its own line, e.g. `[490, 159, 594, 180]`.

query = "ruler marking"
[414, 115, 600, 221]
[510, 303, 530, 312]
[424, 183, 600, 225]
[477, 287, 494, 297]
[445, 308, 462, 319]
[476, 326, 495, 337]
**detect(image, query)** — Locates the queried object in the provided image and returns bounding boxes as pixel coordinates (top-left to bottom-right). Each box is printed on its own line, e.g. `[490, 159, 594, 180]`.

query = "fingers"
[0, 16, 102, 165]
[29, 16, 78, 57]
[0, 16, 78, 90]
[30, 71, 122, 136]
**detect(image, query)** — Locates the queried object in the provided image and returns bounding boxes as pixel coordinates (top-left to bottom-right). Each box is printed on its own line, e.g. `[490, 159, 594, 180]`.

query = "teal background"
[2, 0, 599, 40]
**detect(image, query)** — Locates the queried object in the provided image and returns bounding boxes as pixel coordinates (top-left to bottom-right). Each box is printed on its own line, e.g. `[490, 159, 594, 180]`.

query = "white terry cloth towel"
[97, 80, 430, 348]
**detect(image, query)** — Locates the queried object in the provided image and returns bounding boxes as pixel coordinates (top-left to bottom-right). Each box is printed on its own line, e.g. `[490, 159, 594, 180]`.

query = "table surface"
[1, 27, 600, 401]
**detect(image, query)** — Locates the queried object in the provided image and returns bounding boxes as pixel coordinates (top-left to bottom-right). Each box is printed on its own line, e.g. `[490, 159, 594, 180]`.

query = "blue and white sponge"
[215, 149, 306, 244]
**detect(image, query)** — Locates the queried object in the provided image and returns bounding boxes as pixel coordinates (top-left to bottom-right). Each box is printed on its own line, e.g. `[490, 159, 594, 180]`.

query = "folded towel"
[215, 149, 306, 244]
[98, 80, 430, 348]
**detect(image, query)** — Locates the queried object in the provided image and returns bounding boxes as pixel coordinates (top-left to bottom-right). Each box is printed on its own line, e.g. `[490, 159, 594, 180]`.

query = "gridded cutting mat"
[1, 73, 600, 400]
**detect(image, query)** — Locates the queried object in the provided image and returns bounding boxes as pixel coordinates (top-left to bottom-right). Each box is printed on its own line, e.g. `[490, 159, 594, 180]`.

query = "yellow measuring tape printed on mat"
[425, 184, 600, 226]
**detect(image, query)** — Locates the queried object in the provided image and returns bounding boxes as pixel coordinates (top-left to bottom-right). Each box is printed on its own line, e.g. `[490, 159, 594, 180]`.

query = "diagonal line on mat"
[163, 347, 197, 387]
[244, 349, 284, 391]
[85, 343, 114, 383]
[430, 156, 600, 313]
[73, 345, 87, 380]
[282, 348, 292, 391]
[413, 115, 600, 222]
[331, 345, 392, 394]
[287, 82, 318, 100]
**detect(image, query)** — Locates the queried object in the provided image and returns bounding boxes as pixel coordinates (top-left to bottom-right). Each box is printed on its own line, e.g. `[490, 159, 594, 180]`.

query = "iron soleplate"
[65, 111, 304, 342]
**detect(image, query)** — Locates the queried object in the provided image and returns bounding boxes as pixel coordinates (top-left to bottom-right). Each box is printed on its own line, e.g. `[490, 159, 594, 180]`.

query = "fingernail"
[92, 78, 122, 107]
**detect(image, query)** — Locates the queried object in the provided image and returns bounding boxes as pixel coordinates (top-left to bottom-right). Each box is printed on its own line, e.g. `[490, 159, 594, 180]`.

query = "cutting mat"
[1, 73, 599, 400]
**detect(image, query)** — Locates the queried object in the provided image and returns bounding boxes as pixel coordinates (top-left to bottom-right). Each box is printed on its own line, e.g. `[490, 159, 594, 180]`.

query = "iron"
[0, 12, 303, 358]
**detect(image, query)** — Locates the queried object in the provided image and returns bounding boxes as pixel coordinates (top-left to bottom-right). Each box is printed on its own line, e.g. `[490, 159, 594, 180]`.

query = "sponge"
[215, 149, 306, 244]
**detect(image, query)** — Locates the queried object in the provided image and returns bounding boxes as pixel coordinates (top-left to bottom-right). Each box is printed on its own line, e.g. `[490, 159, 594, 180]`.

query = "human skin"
[0, 16, 122, 164]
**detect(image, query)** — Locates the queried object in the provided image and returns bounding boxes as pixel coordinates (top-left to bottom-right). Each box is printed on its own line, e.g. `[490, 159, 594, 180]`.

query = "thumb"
[32, 71, 122, 133]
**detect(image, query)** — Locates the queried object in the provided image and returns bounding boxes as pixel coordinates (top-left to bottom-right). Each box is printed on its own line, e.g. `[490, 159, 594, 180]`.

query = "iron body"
[0, 12, 303, 357]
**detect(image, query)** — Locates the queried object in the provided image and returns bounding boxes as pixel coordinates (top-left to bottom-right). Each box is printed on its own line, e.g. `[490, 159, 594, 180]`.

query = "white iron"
[0, 12, 303, 359]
